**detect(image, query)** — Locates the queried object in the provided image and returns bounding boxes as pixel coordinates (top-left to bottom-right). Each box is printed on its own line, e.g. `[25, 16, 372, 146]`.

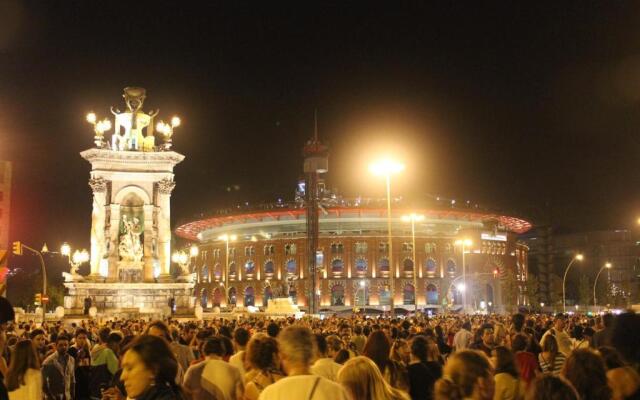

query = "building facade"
[177, 200, 531, 313]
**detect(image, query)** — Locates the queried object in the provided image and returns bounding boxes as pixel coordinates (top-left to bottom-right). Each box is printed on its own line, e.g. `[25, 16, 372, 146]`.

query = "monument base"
[266, 297, 302, 315]
[64, 281, 195, 317]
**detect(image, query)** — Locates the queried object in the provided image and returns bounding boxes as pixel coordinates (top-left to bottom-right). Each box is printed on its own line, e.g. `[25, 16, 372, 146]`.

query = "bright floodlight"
[369, 159, 405, 176]
[456, 283, 466, 292]
[60, 242, 71, 256]
[171, 116, 181, 127]
[575, 254, 584, 261]
[86, 112, 97, 124]
[402, 213, 425, 222]
[605, 262, 612, 268]
[218, 234, 237, 242]
[359, 280, 366, 288]
[190, 244, 199, 257]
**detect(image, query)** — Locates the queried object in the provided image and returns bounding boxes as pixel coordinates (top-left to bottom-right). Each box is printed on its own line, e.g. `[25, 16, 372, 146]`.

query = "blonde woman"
[338, 356, 410, 400]
[435, 350, 495, 400]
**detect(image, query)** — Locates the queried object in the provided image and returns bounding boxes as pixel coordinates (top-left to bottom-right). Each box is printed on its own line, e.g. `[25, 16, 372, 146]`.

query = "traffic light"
[34, 293, 41, 305]
[12, 241, 22, 256]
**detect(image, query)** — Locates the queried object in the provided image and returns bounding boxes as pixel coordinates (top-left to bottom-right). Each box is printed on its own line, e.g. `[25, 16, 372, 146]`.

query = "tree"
[549, 274, 563, 309]
[502, 270, 519, 313]
[578, 275, 591, 307]
[525, 273, 540, 306]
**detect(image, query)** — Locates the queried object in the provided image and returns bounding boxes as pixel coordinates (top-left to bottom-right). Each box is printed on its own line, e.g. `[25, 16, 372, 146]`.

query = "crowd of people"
[0, 297, 638, 400]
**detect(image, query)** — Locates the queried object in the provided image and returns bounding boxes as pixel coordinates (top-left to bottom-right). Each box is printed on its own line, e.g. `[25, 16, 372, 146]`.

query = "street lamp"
[562, 253, 584, 313]
[402, 213, 424, 313]
[61, 242, 89, 275]
[593, 262, 612, 309]
[86, 112, 111, 148]
[454, 239, 472, 313]
[156, 116, 181, 150]
[172, 244, 199, 276]
[370, 158, 404, 317]
[218, 234, 237, 307]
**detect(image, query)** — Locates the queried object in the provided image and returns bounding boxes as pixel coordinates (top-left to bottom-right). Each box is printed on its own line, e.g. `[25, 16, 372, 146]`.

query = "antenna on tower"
[313, 108, 319, 143]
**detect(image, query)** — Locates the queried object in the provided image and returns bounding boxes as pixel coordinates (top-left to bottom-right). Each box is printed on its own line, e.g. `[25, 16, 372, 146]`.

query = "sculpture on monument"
[118, 215, 143, 262]
[110, 87, 159, 152]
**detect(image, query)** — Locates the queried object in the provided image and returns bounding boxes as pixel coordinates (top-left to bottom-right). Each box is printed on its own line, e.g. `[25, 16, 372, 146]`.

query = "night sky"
[2, 1, 640, 257]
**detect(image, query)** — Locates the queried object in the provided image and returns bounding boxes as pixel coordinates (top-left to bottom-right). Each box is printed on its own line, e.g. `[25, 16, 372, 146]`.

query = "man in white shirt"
[540, 314, 573, 355]
[453, 321, 473, 352]
[184, 336, 244, 400]
[228, 327, 250, 376]
[310, 334, 343, 381]
[259, 326, 349, 400]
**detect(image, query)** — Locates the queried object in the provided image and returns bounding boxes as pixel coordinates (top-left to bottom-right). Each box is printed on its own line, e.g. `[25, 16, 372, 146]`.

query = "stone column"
[108, 204, 121, 281]
[157, 178, 175, 281]
[143, 204, 155, 282]
[88, 177, 107, 278]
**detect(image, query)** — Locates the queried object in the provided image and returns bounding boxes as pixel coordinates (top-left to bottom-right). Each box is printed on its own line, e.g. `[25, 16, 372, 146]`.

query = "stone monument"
[64, 87, 194, 317]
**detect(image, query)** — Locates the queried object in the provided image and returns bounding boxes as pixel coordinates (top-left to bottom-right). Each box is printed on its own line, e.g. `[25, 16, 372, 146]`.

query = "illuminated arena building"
[176, 189, 532, 314]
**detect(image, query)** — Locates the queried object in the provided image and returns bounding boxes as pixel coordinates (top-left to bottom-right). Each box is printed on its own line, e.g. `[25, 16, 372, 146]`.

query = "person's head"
[277, 326, 316, 373]
[220, 335, 234, 357]
[554, 314, 566, 331]
[462, 321, 472, 331]
[145, 320, 172, 342]
[597, 346, 626, 370]
[571, 325, 583, 340]
[314, 334, 329, 357]
[29, 329, 45, 350]
[511, 334, 529, 353]
[233, 327, 250, 349]
[107, 332, 122, 352]
[390, 338, 409, 364]
[479, 324, 494, 346]
[526, 375, 579, 400]
[435, 350, 494, 400]
[246, 334, 279, 371]
[326, 335, 343, 357]
[562, 348, 611, 400]
[334, 349, 351, 365]
[203, 337, 225, 358]
[542, 334, 558, 355]
[74, 328, 89, 348]
[266, 322, 280, 338]
[121, 335, 178, 398]
[98, 327, 111, 344]
[338, 356, 409, 400]
[0, 297, 14, 331]
[491, 346, 518, 378]
[610, 312, 640, 366]
[362, 330, 391, 373]
[55, 334, 70, 356]
[410, 335, 429, 364]
[5, 340, 39, 391]
[602, 313, 614, 328]
[512, 313, 525, 332]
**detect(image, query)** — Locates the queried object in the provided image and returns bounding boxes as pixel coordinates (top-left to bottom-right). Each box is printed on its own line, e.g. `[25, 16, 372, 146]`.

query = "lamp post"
[85, 112, 111, 148]
[172, 244, 199, 277]
[454, 239, 472, 313]
[402, 213, 424, 313]
[562, 253, 584, 313]
[369, 159, 404, 317]
[61, 243, 90, 276]
[156, 116, 181, 150]
[218, 234, 237, 307]
[354, 279, 366, 312]
[593, 262, 612, 309]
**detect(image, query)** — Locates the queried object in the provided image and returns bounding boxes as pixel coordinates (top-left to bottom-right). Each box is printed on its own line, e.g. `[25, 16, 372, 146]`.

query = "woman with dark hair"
[434, 350, 494, 400]
[5, 340, 40, 399]
[512, 334, 538, 388]
[492, 346, 522, 400]
[407, 336, 442, 400]
[362, 330, 409, 391]
[243, 334, 284, 400]
[561, 348, 611, 400]
[599, 346, 640, 400]
[571, 326, 589, 350]
[538, 335, 565, 376]
[525, 375, 579, 400]
[119, 335, 184, 399]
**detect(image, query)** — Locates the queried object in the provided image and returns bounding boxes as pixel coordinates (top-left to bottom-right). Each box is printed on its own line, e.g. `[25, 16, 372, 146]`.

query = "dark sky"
[2, 1, 640, 254]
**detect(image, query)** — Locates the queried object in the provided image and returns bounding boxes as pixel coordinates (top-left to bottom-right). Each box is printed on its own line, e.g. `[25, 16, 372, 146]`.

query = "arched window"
[245, 260, 255, 275]
[379, 258, 390, 273]
[244, 287, 255, 307]
[403, 258, 414, 272]
[331, 285, 345, 306]
[403, 284, 415, 305]
[263, 286, 273, 307]
[446, 259, 456, 274]
[331, 242, 344, 254]
[201, 265, 209, 283]
[228, 287, 237, 305]
[212, 287, 222, 307]
[331, 259, 344, 273]
[425, 258, 437, 275]
[355, 258, 367, 273]
[213, 263, 222, 280]
[286, 259, 296, 275]
[264, 260, 275, 274]
[426, 284, 438, 305]
[379, 286, 391, 305]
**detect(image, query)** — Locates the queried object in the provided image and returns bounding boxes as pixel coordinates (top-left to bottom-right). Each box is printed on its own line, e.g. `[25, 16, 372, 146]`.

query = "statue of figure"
[110, 87, 159, 151]
[118, 215, 144, 262]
